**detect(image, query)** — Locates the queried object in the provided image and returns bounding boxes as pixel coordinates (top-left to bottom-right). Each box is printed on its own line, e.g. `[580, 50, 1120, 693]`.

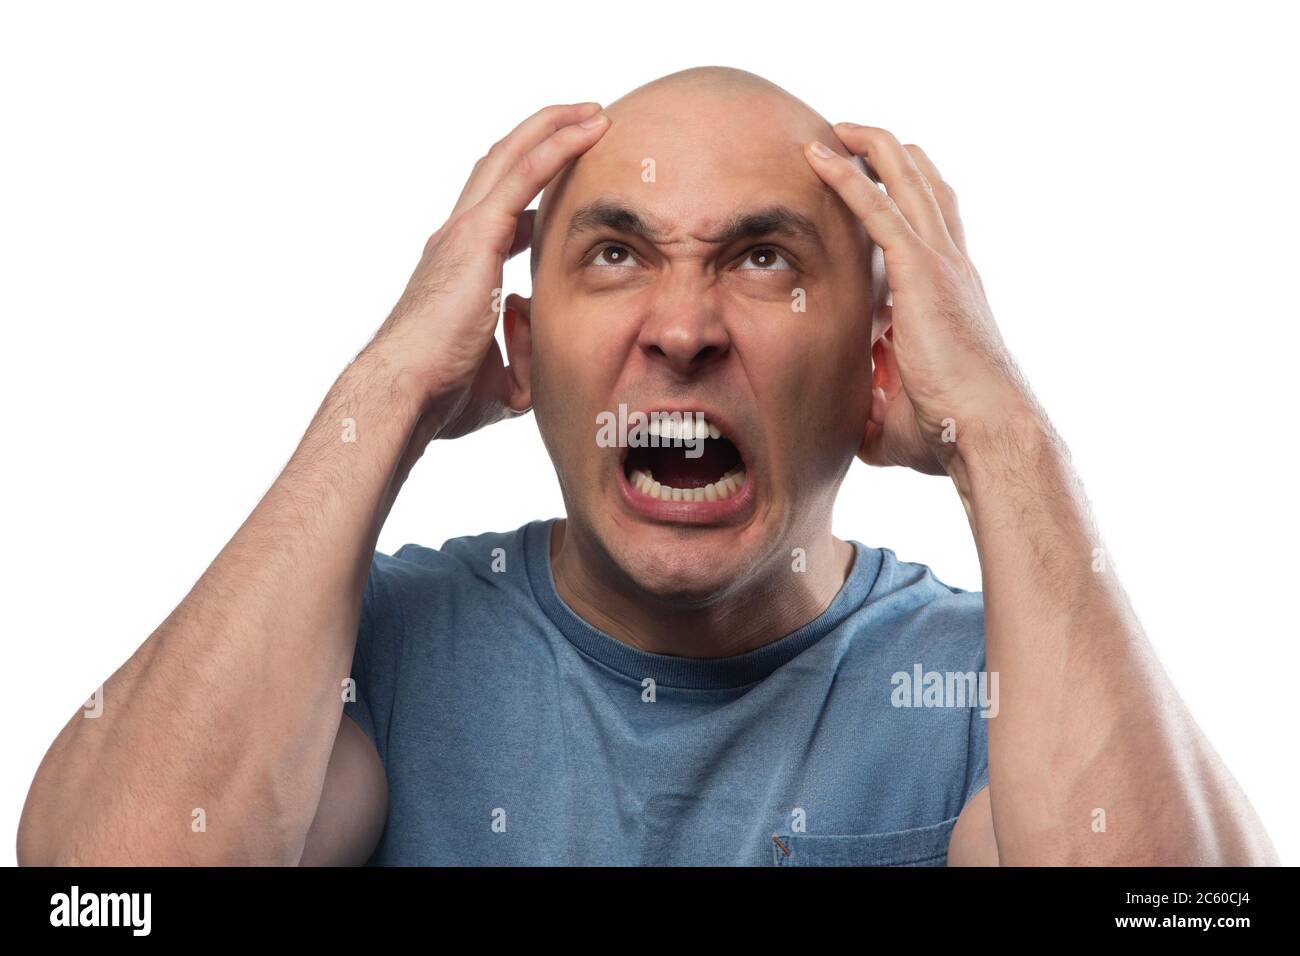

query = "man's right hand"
[366, 102, 610, 441]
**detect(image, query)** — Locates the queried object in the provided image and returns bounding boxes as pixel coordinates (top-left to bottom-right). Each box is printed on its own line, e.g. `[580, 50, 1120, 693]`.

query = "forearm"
[950, 410, 1277, 865]
[19, 348, 424, 865]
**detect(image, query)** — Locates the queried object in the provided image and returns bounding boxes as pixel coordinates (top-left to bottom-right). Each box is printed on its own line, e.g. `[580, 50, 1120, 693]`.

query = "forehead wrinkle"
[698, 205, 826, 252]
[563, 196, 828, 254]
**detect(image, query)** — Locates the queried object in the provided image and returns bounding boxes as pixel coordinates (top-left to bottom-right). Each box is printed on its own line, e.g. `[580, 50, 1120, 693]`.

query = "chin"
[605, 524, 761, 606]
[613, 530, 759, 606]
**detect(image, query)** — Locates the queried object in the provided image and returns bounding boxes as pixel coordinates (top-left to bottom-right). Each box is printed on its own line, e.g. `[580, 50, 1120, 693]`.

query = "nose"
[636, 275, 731, 376]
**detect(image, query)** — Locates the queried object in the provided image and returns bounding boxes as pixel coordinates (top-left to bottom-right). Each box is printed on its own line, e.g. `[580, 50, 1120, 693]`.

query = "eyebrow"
[563, 199, 826, 253]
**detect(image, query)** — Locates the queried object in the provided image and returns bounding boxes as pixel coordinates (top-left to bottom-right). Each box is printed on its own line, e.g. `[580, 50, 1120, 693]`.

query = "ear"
[503, 292, 533, 413]
[870, 304, 901, 399]
[866, 243, 900, 397]
[868, 242, 890, 343]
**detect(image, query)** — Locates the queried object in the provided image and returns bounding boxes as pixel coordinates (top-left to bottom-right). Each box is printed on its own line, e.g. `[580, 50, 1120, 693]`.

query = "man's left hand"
[805, 125, 1040, 476]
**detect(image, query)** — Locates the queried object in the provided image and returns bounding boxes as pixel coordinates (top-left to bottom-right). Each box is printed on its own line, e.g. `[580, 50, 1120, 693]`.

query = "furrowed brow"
[699, 206, 825, 251]
[563, 200, 825, 252]
[565, 200, 671, 246]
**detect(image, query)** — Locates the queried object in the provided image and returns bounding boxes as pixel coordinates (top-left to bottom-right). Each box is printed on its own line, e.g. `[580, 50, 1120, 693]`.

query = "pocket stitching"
[773, 818, 956, 867]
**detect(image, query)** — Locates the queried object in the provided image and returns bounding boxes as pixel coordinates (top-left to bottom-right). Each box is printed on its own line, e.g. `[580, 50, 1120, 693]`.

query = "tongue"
[650, 442, 733, 489]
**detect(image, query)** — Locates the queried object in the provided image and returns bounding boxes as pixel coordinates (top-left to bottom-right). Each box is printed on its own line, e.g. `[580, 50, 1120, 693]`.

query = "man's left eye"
[737, 246, 793, 271]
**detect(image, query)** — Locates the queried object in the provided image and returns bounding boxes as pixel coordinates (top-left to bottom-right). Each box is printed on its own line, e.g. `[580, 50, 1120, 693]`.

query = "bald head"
[530, 66, 859, 276]
[607, 65, 832, 124]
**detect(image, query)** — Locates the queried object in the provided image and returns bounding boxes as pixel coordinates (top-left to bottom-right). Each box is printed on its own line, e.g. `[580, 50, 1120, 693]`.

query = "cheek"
[743, 319, 872, 467]
[530, 305, 626, 470]
[820, 333, 874, 442]
[536, 291, 644, 395]
[744, 315, 860, 400]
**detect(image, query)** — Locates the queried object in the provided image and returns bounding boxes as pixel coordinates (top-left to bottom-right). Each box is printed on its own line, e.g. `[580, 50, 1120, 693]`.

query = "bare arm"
[947, 411, 1277, 864]
[299, 715, 390, 865]
[804, 124, 1276, 866]
[16, 101, 611, 866]
[17, 348, 421, 865]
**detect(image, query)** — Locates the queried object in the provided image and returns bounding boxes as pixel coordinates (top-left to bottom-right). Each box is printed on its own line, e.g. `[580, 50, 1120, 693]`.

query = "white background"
[2, 0, 1296, 865]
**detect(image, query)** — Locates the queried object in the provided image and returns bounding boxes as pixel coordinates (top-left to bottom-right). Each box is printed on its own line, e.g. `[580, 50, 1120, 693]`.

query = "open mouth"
[621, 412, 748, 503]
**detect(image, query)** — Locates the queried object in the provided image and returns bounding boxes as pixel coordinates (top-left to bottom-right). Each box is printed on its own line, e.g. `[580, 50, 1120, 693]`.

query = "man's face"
[525, 84, 879, 602]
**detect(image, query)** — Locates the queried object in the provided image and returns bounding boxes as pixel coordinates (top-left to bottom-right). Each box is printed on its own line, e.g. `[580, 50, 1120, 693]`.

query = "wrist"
[942, 393, 1063, 507]
[352, 339, 429, 407]
[275, 346, 431, 503]
[332, 346, 431, 439]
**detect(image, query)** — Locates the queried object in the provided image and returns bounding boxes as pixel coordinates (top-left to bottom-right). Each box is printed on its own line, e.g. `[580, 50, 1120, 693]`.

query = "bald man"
[19, 68, 1277, 866]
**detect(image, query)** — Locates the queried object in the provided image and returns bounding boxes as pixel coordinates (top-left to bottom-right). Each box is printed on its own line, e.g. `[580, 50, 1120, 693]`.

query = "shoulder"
[870, 546, 982, 610]
[369, 521, 537, 590]
[359, 521, 545, 637]
[854, 545, 986, 667]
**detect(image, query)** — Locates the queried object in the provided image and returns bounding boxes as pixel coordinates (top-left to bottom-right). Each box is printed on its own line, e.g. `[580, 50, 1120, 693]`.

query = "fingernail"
[580, 111, 608, 129]
[837, 121, 862, 129]
[809, 140, 835, 159]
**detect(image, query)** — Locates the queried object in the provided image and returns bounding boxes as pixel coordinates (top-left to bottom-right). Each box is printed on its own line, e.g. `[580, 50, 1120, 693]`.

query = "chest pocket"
[770, 815, 957, 867]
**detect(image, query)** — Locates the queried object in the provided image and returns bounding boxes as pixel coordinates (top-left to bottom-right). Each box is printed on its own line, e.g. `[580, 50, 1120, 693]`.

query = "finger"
[506, 209, 536, 261]
[804, 140, 923, 256]
[451, 102, 604, 220]
[474, 111, 610, 240]
[832, 124, 961, 260]
[904, 144, 968, 258]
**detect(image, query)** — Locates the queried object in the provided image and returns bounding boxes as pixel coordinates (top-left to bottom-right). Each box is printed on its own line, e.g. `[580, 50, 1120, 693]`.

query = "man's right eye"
[591, 243, 640, 267]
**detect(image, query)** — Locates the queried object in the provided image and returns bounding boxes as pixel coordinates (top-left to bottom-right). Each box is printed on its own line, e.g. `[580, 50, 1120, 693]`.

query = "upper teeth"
[646, 413, 723, 442]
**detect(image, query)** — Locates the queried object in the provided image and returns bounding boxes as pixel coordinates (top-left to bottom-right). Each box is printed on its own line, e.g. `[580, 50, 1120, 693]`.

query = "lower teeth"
[630, 468, 745, 502]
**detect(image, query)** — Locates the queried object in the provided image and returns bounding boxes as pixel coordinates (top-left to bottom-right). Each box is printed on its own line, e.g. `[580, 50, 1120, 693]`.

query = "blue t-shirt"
[345, 518, 990, 866]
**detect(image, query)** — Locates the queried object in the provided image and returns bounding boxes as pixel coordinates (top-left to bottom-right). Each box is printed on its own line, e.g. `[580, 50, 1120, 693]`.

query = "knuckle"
[843, 124, 883, 146]
[871, 186, 901, 215]
[905, 169, 935, 195]
[514, 147, 542, 181]
[442, 214, 478, 247]
[857, 179, 883, 208]
[454, 206, 513, 253]
[934, 250, 963, 281]
[935, 249, 978, 286]
[913, 242, 944, 269]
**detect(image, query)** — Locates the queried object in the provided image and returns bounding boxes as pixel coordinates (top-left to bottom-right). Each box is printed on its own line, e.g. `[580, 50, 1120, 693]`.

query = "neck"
[550, 519, 856, 659]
